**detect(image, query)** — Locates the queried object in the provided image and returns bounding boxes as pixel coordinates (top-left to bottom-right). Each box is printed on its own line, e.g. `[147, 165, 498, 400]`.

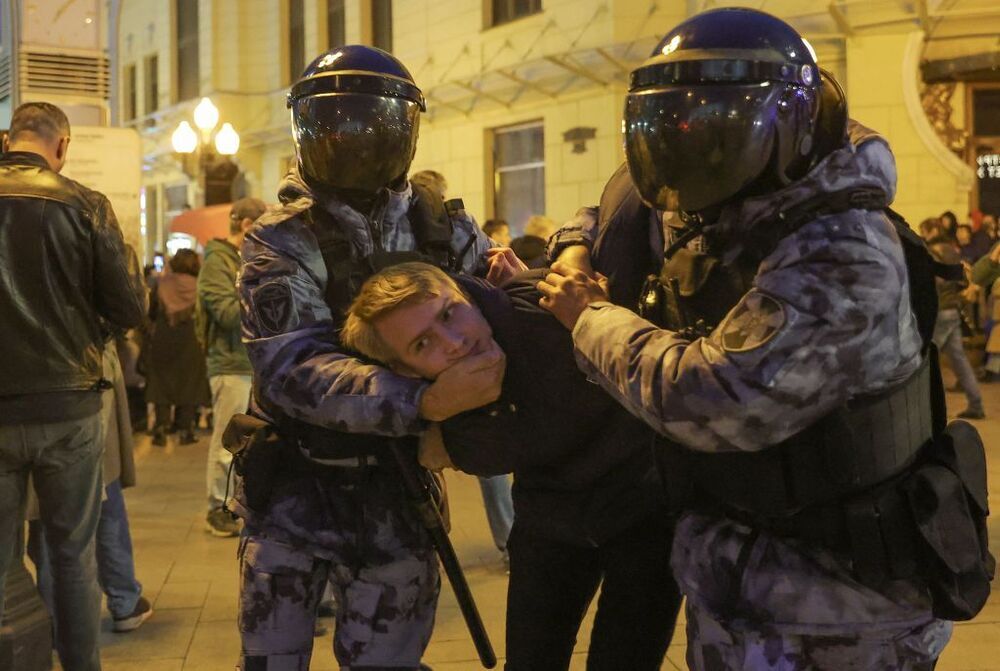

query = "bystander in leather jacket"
[0, 151, 146, 423]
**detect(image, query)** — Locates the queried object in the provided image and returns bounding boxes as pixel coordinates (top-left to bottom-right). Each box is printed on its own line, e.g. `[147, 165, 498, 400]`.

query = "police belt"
[296, 443, 379, 468]
[287, 420, 390, 465]
[667, 356, 934, 521]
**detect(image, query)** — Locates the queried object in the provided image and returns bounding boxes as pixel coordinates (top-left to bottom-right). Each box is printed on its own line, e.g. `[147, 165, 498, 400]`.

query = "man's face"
[374, 285, 494, 379]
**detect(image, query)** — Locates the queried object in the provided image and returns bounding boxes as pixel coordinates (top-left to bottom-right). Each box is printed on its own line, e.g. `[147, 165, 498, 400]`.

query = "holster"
[222, 413, 286, 515]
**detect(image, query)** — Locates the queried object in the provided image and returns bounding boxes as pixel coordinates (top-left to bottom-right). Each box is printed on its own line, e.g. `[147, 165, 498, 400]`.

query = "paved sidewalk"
[49, 384, 1000, 670]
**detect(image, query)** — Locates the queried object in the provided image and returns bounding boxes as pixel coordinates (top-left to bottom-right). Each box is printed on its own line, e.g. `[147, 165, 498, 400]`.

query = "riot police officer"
[539, 8, 991, 670]
[234, 46, 514, 670]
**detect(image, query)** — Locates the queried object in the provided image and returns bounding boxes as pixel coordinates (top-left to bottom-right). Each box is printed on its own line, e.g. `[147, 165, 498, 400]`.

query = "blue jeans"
[933, 309, 983, 409]
[28, 479, 142, 620]
[0, 414, 103, 671]
[477, 475, 513, 552]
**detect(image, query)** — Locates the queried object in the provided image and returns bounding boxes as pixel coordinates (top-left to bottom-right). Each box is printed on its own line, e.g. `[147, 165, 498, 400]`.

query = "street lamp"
[171, 97, 240, 205]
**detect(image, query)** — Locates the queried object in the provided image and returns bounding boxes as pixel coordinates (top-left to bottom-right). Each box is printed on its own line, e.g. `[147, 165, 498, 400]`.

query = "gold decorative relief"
[920, 82, 968, 158]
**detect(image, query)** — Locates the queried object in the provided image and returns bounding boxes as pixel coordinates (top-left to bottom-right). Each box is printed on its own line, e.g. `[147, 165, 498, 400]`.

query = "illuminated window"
[492, 0, 542, 27]
[492, 121, 545, 235]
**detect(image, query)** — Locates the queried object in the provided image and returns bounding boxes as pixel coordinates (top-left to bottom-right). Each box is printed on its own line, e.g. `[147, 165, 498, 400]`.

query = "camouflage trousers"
[684, 600, 951, 671]
[235, 466, 440, 671]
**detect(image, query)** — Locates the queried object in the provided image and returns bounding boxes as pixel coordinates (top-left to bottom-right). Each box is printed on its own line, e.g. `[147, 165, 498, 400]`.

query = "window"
[492, 0, 542, 27]
[973, 89, 1000, 137]
[327, 0, 345, 49]
[492, 121, 545, 235]
[372, 0, 392, 52]
[288, 0, 306, 83]
[143, 55, 159, 115]
[176, 0, 200, 102]
[122, 63, 136, 122]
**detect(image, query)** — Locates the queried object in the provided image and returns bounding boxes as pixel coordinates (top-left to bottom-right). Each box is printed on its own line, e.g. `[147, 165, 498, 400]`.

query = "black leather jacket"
[0, 151, 146, 398]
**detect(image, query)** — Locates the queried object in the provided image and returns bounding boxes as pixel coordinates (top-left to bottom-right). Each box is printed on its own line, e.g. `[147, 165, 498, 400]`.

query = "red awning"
[169, 204, 232, 246]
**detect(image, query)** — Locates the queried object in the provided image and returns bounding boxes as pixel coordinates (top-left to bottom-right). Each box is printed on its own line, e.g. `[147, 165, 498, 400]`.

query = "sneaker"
[957, 407, 986, 420]
[179, 430, 197, 445]
[151, 428, 167, 447]
[113, 596, 153, 633]
[205, 509, 240, 537]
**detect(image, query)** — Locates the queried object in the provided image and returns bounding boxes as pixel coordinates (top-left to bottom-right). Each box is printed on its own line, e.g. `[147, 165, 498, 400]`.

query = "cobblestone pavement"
[46, 382, 1000, 670]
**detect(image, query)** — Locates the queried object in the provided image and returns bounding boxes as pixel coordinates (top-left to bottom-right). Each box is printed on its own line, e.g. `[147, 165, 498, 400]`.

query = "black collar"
[0, 151, 52, 170]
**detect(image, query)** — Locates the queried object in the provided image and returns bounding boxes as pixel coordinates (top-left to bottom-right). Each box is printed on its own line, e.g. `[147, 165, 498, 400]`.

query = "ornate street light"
[171, 97, 241, 205]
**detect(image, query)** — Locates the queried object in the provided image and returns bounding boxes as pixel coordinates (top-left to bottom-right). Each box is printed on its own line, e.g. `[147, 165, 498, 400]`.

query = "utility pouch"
[904, 420, 995, 620]
[222, 413, 286, 515]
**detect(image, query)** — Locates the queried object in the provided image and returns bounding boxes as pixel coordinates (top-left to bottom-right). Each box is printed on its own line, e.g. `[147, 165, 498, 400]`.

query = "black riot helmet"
[624, 8, 835, 214]
[288, 45, 426, 195]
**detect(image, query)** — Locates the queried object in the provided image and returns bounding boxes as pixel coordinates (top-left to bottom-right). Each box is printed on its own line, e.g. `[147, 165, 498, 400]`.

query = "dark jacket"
[145, 274, 211, 407]
[0, 152, 145, 418]
[196, 238, 252, 377]
[926, 234, 965, 311]
[971, 242, 1000, 291]
[441, 272, 665, 547]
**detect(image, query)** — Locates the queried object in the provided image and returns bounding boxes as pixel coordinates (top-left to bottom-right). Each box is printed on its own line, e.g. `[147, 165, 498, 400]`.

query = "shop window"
[492, 121, 545, 235]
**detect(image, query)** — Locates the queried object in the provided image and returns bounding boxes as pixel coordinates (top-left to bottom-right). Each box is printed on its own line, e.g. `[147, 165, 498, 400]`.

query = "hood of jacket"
[709, 120, 897, 259]
[276, 164, 413, 258]
[204, 237, 240, 263]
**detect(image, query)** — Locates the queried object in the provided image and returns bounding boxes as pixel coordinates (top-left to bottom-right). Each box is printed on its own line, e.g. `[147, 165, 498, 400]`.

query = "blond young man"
[341, 262, 681, 671]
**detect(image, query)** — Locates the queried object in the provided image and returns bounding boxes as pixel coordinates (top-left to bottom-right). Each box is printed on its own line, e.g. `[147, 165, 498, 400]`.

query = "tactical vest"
[265, 182, 467, 461]
[626, 182, 967, 575]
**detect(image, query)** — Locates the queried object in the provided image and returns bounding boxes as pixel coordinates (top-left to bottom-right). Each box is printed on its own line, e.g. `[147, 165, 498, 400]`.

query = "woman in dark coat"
[145, 249, 211, 445]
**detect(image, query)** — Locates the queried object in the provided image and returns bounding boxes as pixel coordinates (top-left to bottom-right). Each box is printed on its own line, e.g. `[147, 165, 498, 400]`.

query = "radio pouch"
[904, 419, 995, 620]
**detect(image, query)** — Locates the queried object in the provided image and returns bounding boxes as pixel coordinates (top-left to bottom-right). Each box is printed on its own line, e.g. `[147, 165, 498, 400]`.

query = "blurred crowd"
[919, 209, 1000, 419]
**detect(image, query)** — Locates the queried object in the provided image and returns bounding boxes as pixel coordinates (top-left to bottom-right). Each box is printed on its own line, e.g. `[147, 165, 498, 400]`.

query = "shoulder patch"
[253, 280, 299, 335]
[719, 291, 786, 353]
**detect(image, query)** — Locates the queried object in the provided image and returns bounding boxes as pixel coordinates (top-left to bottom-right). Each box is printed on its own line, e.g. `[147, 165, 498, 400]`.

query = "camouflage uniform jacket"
[570, 136, 947, 636]
[238, 168, 495, 438]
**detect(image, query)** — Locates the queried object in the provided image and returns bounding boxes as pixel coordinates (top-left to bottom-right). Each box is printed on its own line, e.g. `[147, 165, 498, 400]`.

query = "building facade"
[102, 0, 1000, 251]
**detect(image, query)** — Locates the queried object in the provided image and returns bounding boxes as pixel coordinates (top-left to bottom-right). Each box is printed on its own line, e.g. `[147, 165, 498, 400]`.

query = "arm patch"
[252, 279, 299, 335]
[719, 290, 786, 353]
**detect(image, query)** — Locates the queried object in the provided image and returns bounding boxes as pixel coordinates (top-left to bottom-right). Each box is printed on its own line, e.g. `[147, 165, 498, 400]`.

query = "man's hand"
[419, 339, 506, 421]
[537, 261, 610, 330]
[553, 244, 595, 276]
[485, 247, 528, 286]
[990, 244, 1000, 264]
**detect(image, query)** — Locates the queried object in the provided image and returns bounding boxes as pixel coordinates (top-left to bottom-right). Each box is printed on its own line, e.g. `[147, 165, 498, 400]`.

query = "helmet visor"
[624, 83, 783, 212]
[292, 93, 420, 192]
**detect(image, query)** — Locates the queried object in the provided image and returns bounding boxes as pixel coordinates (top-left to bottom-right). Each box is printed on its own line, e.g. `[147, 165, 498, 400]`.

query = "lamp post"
[171, 97, 240, 206]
